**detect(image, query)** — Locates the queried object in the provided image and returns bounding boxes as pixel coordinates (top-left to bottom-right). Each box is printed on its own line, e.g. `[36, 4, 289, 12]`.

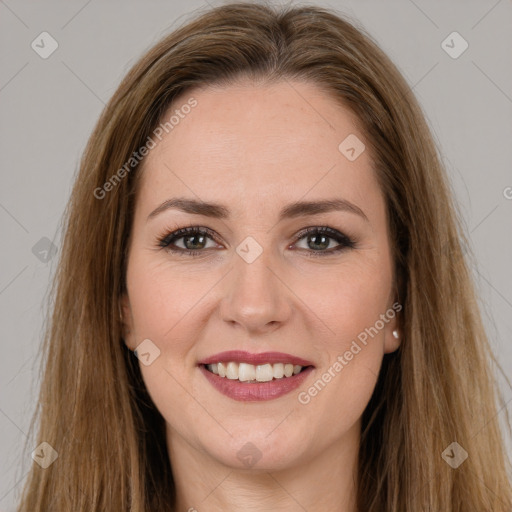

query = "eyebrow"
[147, 197, 369, 223]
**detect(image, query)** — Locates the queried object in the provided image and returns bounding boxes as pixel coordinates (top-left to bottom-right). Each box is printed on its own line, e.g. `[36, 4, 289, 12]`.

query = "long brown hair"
[17, 2, 511, 510]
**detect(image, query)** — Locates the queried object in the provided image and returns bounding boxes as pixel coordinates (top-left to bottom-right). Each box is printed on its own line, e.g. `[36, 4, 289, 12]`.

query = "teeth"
[273, 363, 284, 379]
[238, 362, 256, 382]
[206, 361, 306, 382]
[255, 364, 273, 382]
[226, 362, 238, 380]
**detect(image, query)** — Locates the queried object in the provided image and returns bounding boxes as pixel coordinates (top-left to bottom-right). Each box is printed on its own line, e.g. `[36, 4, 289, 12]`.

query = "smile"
[204, 362, 305, 382]
[198, 350, 315, 401]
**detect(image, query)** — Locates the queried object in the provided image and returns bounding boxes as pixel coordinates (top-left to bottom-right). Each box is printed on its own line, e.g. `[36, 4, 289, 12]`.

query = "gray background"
[1, 0, 511, 509]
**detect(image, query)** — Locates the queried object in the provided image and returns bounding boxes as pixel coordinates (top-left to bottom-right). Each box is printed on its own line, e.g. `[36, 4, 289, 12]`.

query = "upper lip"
[198, 350, 314, 367]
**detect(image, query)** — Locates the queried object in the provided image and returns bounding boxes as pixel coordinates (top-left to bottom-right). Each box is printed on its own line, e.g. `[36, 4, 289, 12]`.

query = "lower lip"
[199, 365, 314, 402]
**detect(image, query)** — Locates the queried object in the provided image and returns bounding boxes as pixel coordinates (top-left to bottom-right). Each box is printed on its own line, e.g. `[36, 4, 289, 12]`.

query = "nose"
[219, 244, 292, 334]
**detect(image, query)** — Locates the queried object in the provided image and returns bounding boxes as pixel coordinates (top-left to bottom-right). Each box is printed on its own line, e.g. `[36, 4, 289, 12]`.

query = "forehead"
[137, 80, 382, 220]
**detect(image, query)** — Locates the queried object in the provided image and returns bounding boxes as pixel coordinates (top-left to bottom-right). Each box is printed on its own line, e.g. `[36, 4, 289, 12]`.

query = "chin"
[201, 424, 310, 472]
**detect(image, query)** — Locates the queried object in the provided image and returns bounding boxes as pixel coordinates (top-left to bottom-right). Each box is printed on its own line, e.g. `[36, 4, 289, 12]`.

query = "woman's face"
[122, 79, 400, 472]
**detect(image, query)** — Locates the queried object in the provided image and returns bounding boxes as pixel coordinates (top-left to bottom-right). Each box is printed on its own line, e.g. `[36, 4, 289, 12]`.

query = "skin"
[121, 79, 401, 512]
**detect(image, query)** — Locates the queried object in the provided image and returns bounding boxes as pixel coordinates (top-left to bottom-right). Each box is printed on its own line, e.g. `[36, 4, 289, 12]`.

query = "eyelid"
[157, 225, 220, 249]
[157, 224, 357, 258]
[292, 225, 355, 248]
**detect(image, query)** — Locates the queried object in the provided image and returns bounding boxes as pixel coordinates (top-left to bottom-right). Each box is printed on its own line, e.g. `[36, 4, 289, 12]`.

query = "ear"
[119, 293, 135, 350]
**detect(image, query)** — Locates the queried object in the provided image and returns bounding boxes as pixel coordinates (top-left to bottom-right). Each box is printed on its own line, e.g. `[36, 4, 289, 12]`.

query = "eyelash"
[157, 225, 356, 258]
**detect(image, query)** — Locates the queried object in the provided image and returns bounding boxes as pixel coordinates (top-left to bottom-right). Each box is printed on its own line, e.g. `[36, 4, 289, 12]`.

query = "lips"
[198, 350, 315, 401]
[198, 350, 314, 367]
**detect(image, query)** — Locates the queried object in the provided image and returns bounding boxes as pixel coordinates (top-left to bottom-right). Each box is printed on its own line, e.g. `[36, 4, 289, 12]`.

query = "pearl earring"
[392, 330, 399, 339]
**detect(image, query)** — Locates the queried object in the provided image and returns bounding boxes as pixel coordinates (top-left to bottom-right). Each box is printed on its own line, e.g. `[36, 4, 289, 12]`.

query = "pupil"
[185, 234, 205, 250]
[309, 234, 328, 250]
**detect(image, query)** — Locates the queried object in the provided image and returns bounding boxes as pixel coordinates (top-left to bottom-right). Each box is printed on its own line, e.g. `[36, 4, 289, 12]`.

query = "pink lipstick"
[198, 350, 315, 402]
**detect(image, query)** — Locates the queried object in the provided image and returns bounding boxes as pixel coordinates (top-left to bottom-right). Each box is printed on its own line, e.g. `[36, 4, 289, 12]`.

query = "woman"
[18, 2, 511, 511]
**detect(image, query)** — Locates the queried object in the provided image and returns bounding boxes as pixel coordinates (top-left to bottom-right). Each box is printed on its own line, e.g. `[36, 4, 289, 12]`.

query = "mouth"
[198, 350, 315, 401]
[202, 361, 311, 382]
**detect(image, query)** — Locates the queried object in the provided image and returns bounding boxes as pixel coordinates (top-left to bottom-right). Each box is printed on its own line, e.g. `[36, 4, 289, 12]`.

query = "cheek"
[126, 253, 209, 352]
[300, 354, 381, 448]
[125, 256, 207, 434]
[297, 254, 393, 351]
[298, 297, 387, 445]
[125, 253, 221, 415]
[294, 259, 391, 423]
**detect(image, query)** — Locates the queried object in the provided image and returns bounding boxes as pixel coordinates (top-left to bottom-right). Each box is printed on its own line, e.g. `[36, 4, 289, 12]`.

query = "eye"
[157, 225, 356, 257]
[158, 226, 219, 257]
[292, 226, 356, 257]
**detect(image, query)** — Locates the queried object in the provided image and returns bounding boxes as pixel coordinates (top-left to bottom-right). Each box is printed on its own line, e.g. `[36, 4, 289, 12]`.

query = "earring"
[392, 330, 399, 339]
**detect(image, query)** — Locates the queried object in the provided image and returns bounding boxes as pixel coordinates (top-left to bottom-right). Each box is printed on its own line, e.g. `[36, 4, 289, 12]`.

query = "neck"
[167, 424, 360, 512]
